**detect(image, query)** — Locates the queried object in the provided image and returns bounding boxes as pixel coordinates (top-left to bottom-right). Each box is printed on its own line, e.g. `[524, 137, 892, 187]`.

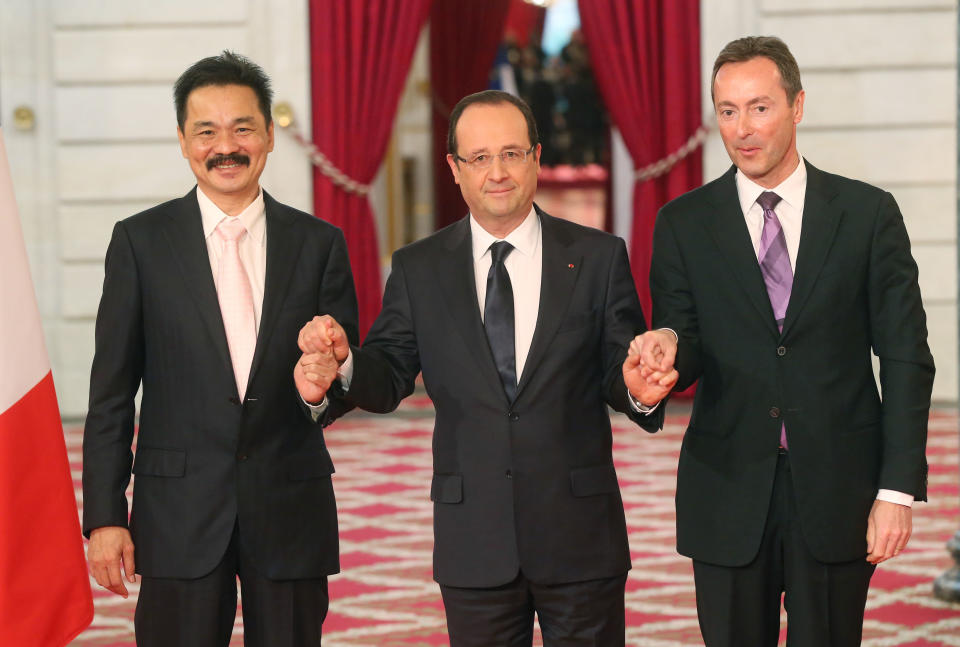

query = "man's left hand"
[623, 341, 678, 407]
[866, 499, 912, 564]
[294, 351, 339, 405]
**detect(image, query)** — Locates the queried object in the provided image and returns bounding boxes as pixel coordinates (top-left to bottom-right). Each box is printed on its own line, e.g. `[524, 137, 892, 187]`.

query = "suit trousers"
[439, 571, 627, 647]
[692, 452, 875, 647]
[134, 521, 329, 647]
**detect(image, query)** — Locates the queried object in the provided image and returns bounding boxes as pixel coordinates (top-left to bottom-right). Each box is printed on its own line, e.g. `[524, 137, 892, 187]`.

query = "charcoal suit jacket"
[333, 207, 663, 588]
[650, 161, 934, 567]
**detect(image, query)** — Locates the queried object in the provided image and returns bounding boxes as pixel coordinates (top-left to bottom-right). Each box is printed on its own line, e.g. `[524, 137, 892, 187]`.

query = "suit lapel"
[515, 209, 580, 399]
[162, 188, 234, 379]
[704, 168, 780, 337]
[436, 218, 506, 397]
[247, 192, 304, 388]
[781, 162, 844, 337]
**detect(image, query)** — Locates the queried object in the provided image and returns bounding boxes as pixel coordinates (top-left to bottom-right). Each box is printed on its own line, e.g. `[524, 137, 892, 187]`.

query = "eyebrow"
[191, 116, 257, 129]
[464, 143, 527, 156]
[717, 94, 773, 108]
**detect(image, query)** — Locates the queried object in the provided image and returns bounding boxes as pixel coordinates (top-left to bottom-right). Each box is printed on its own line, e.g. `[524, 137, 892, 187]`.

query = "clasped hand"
[622, 329, 679, 407]
[293, 315, 350, 404]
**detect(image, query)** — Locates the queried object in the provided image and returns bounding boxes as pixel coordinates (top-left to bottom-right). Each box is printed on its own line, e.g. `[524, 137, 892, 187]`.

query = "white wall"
[1, 0, 313, 417]
[701, 0, 959, 402]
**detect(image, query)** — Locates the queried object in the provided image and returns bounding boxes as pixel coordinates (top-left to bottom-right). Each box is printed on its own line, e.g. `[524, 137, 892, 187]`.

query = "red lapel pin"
[568, 263, 575, 269]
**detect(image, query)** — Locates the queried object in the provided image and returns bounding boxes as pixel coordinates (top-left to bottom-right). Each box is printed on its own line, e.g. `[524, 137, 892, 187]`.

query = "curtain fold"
[309, 0, 432, 338]
[430, 0, 512, 230]
[578, 0, 702, 317]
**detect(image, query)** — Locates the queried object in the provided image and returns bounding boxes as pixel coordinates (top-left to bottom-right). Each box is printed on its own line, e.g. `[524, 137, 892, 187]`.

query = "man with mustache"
[640, 36, 934, 645]
[82, 51, 358, 646]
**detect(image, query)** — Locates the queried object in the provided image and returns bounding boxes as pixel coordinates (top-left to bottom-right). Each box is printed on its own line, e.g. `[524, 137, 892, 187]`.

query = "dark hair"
[447, 90, 539, 157]
[174, 50, 273, 131]
[711, 36, 802, 106]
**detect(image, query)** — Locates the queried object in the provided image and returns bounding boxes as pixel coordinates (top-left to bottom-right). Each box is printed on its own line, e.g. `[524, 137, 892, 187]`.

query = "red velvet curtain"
[504, 0, 546, 49]
[430, 0, 512, 230]
[309, 0, 432, 338]
[578, 0, 702, 317]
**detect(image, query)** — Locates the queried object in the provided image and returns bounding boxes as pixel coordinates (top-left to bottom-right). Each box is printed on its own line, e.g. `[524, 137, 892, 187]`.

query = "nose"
[212, 130, 239, 153]
[487, 154, 509, 180]
[736, 113, 753, 139]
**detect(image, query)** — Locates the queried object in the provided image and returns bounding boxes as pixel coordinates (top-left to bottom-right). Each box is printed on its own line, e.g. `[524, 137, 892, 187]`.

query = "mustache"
[206, 153, 250, 170]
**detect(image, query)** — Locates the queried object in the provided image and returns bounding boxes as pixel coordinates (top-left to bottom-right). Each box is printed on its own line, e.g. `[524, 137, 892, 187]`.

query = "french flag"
[0, 126, 92, 643]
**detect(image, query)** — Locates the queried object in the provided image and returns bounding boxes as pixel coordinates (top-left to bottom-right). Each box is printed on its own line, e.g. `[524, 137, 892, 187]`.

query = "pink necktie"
[215, 217, 256, 399]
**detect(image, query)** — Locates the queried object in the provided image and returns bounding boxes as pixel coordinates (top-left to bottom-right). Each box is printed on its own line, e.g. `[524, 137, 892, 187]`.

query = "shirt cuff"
[302, 394, 329, 422]
[338, 349, 354, 391]
[876, 489, 914, 507]
[658, 327, 678, 342]
[628, 391, 659, 415]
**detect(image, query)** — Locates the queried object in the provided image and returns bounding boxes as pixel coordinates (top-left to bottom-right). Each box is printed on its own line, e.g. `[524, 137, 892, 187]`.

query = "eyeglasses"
[455, 146, 535, 169]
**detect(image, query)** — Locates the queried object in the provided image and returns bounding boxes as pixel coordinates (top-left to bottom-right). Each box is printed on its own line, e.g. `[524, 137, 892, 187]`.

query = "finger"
[122, 542, 136, 583]
[105, 560, 129, 597]
[623, 352, 641, 371]
[873, 530, 895, 563]
[659, 369, 679, 387]
[660, 338, 677, 372]
[897, 524, 912, 554]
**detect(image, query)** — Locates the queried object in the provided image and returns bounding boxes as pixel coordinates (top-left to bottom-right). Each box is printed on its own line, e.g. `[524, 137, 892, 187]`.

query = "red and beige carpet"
[68, 401, 960, 646]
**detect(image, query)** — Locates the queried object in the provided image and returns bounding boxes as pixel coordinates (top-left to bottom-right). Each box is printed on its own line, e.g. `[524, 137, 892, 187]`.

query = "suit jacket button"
[228, 396, 241, 405]
[777, 346, 786, 356]
[508, 412, 519, 421]
[505, 469, 512, 478]
[769, 407, 781, 418]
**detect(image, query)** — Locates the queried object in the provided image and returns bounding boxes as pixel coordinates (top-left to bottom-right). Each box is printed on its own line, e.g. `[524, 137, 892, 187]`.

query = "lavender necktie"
[757, 191, 791, 449]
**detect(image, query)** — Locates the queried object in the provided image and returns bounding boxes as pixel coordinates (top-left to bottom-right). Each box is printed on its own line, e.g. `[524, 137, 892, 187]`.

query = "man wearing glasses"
[297, 90, 677, 646]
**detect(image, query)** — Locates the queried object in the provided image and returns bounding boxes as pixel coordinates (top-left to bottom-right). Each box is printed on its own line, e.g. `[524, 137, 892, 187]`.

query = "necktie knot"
[757, 191, 782, 213]
[489, 241, 514, 266]
[216, 217, 247, 243]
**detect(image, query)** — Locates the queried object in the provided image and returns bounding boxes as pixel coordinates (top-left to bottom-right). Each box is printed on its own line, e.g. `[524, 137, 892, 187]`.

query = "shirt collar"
[198, 186, 266, 245]
[470, 206, 540, 262]
[735, 155, 807, 215]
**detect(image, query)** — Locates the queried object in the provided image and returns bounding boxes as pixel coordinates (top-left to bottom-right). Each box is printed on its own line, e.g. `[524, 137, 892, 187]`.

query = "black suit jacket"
[334, 207, 663, 588]
[650, 161, 934, 567]
[82, 188, 359, 580]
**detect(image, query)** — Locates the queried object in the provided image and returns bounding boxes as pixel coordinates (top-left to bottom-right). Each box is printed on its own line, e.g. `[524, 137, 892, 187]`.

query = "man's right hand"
[299, 315, 350, 365]
[88, 526, 136, 598]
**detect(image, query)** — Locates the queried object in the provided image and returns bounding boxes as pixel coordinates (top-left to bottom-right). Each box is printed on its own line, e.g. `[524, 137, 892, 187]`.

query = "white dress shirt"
[734, 157, 912, 508]
[469, 208, 541, 379]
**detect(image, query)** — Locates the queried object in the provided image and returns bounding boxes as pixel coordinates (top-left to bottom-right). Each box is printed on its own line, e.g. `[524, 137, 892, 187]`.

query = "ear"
[533, 143, 542, 171]
[177, 127, 188, 159]
[792, 89, 805, 125]
[267, 121, 275, 153]
[446, 154, 461, 185]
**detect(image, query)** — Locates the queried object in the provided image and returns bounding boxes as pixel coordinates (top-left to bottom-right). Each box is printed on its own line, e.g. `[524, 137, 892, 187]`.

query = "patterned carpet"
[68, 400, 960, 646]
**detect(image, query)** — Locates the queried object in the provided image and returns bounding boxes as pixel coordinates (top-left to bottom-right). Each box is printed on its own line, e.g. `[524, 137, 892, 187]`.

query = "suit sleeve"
[869, 192, 935, 500]
[339, 252, 421, 414]
[650, 210, 702, 391]
[308, 228, 360, 424]
[601, 238, 665, 432]
[82, 221, 144, 537]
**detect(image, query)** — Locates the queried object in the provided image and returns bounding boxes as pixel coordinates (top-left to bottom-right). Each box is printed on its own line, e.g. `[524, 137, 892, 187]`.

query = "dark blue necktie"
[484, 241, 517, 401]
